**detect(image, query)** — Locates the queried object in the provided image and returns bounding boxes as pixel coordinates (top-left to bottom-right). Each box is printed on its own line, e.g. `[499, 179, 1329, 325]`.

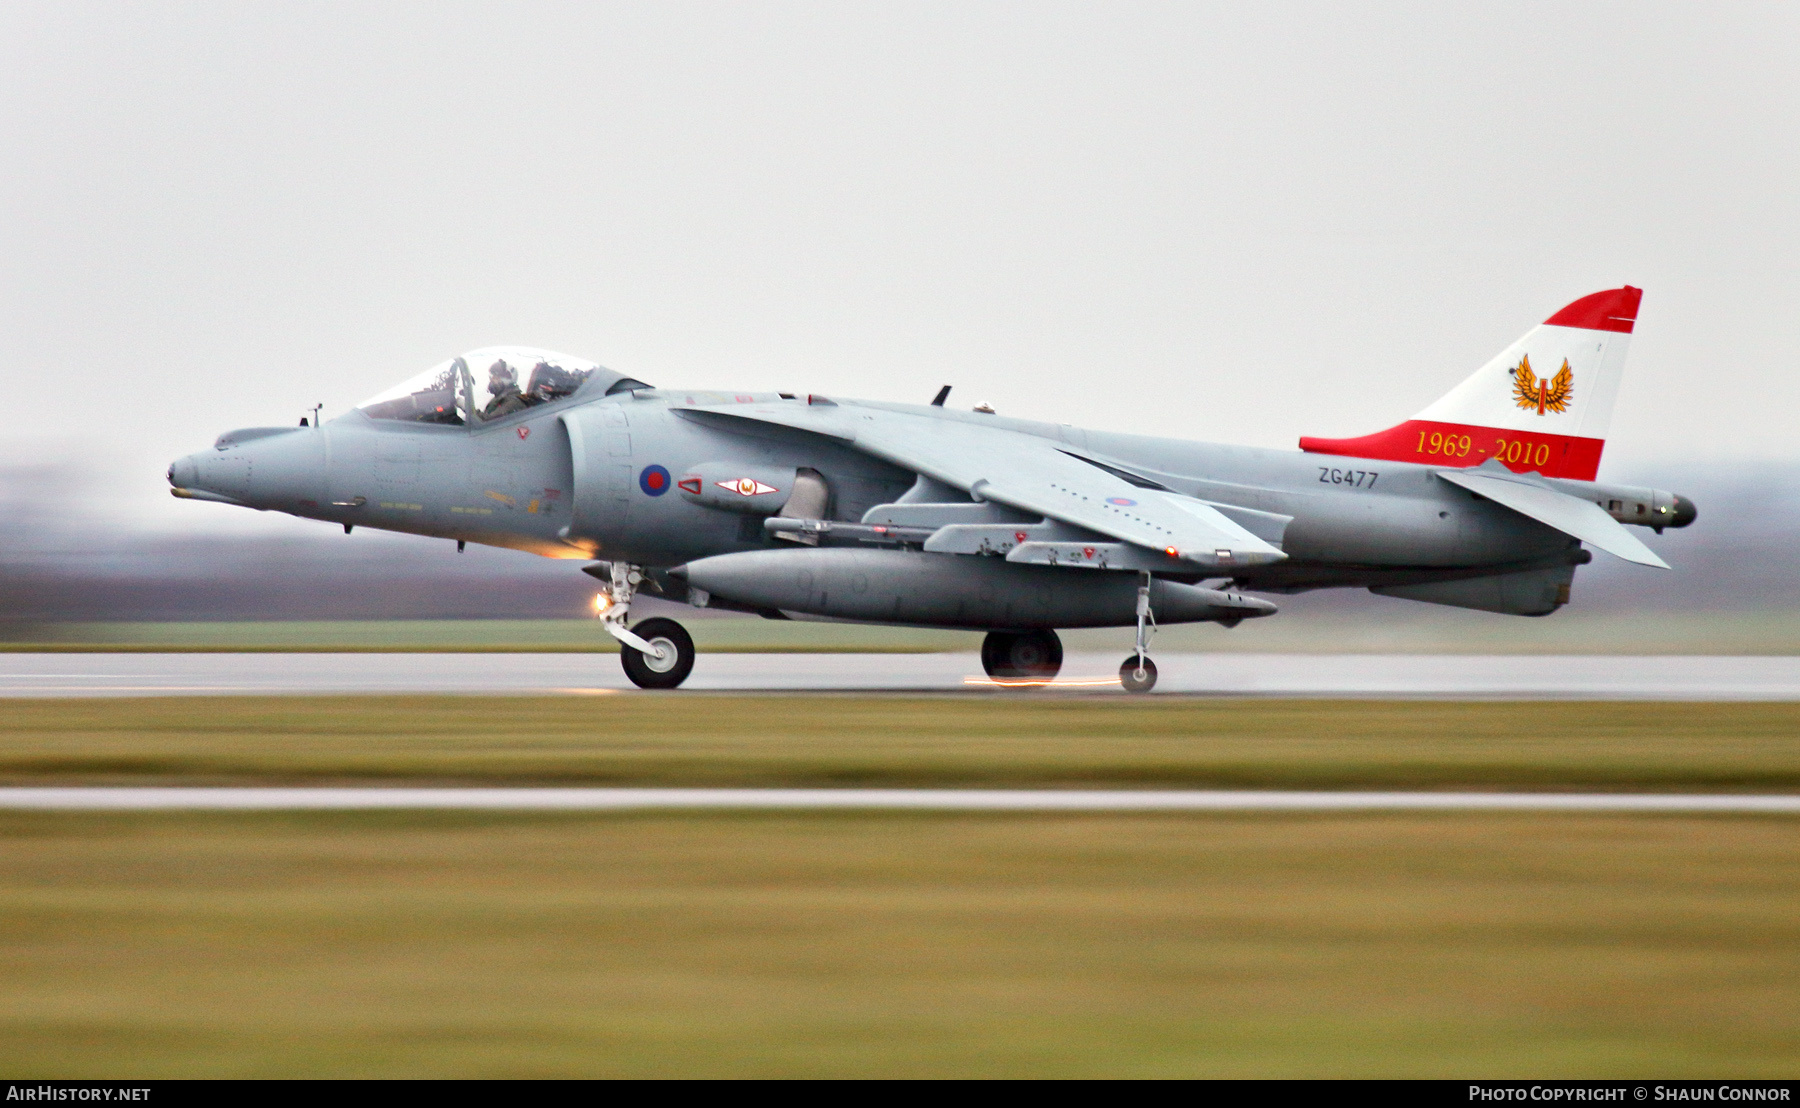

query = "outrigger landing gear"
[597, 562, 697, 689]
[980, 630, 1064, 683]
[1119, 573, 1158, 694]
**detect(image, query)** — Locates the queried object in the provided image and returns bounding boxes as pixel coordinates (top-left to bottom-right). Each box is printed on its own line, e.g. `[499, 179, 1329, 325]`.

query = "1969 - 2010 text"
[1415, 430, 1556, 468]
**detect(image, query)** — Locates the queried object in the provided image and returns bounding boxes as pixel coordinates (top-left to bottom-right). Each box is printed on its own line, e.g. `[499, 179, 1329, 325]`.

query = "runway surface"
[3, 787, 1798, 812]
[3, 652, 1800, 698]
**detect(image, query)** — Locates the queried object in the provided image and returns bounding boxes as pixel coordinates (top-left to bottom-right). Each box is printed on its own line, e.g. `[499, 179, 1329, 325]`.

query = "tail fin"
[1299, 287, 1641, 481]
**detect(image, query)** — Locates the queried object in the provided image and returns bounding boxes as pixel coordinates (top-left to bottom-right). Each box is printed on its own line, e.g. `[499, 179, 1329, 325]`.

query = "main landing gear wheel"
[1119, 656, 1158, 694]
[619, 617, 696, 689]
[981, 630, 1064, 682]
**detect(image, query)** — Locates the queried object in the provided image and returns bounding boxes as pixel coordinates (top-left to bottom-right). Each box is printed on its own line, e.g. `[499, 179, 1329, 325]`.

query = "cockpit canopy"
[355, 346, 650, 425]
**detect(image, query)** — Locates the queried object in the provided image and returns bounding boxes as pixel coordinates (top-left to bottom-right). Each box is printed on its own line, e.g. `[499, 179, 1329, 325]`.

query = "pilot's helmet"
[487, 360, 518, 394]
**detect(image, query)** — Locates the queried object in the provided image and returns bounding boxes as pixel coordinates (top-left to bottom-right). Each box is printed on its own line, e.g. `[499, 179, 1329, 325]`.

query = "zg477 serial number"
[1319, 467, 1378, 488]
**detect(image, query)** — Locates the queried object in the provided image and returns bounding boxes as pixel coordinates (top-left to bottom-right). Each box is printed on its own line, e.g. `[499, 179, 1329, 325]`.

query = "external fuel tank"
[673, 547, 1276, 630]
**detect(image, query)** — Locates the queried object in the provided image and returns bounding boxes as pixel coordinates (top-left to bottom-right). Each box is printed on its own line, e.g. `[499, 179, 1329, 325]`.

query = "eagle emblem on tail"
[1512, 355, 1573, 415]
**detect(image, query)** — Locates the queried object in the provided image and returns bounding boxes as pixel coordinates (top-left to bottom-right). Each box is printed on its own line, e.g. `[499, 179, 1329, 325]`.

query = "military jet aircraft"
[169, 286, 1693, 691]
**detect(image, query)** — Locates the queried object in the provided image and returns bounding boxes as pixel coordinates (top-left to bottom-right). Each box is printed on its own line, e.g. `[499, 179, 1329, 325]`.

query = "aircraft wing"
[675, 400, 1286, 569]
[1435, 468, 1669, 569]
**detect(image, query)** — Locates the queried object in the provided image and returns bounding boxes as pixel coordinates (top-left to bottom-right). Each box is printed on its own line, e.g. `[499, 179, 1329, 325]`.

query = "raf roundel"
[1106, 497, 1137, 507]
[639, 464, 671, 496]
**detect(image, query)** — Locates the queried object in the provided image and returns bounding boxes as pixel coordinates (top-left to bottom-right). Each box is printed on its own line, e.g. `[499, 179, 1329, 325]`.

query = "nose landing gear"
[980, 630, 1064, 683]
[596, 562, 697, 689]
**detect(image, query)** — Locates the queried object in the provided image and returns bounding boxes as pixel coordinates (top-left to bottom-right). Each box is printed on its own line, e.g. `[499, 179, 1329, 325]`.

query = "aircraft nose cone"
[168, 428, 325, 512]
[1670, 495, 1698, 528]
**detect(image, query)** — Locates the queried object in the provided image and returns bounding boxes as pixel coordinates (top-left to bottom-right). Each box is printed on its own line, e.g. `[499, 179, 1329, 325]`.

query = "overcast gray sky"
[3, 1, 1795, 535]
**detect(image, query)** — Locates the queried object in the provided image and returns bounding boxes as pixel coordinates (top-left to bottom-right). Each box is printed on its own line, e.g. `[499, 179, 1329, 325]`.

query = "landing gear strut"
[1119, 573, 1158, 693]
[597, 562, 697, 689]
[981, 630, 1063, 683]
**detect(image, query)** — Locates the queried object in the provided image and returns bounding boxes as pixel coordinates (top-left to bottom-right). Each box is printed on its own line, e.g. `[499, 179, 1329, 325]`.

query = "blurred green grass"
[1, 810, 1797, 1077]
[6, 696, 1800, 790]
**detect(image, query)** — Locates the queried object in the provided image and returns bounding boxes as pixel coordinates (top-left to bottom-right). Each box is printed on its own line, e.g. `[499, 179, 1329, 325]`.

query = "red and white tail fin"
[1299, 287, 1641, 481]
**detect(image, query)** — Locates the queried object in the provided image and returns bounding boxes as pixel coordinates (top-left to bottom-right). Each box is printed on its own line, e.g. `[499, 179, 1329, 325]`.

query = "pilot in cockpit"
[483, 360, 528, 419]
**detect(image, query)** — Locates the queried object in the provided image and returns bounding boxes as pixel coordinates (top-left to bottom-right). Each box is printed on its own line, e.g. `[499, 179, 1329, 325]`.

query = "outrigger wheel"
[980, 630, 1064, 682]
[619, 617, 696, 690]
[1119, 655, 1158, 694]
[1118, 572, 1158, 693]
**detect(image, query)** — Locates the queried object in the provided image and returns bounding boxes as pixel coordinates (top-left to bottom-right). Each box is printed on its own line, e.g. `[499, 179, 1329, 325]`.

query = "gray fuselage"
[170, 385, 1688, 625]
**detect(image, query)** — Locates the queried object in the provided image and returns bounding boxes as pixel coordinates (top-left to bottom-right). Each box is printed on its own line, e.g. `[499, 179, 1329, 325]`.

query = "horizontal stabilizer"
[1435, 469, 1669, 569]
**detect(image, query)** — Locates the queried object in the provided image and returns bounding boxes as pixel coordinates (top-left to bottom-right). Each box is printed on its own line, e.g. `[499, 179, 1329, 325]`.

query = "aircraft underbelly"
[680, 547, 1274, 630]
[1277, 495, 1567, 568]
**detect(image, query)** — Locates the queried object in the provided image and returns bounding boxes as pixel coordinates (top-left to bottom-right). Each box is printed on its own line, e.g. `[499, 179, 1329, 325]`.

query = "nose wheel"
[981, 630, 1064, 683]
[595, 561, 697, 689]
[619, 617, 696, 689]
